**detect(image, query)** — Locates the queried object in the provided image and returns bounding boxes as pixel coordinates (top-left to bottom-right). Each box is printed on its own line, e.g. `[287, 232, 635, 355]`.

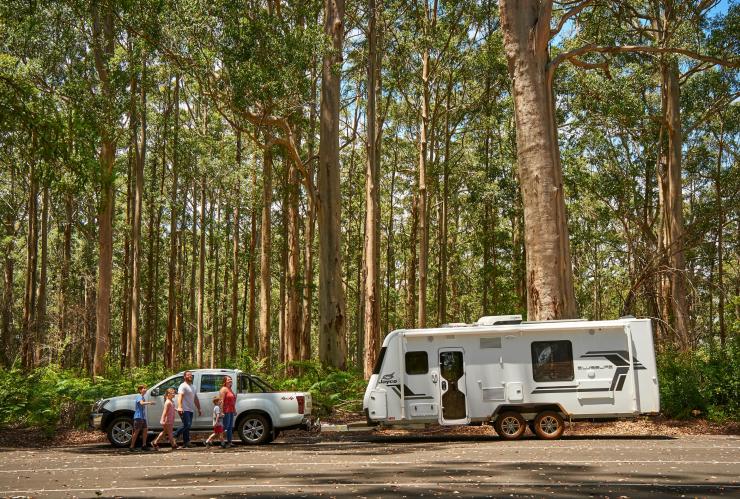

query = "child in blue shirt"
[130, 384, 155, 451]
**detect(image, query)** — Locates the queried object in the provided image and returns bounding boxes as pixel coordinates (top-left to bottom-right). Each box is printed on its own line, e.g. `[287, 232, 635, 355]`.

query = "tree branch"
[549, 43, 740, 72]
[551, 0, 594, 39]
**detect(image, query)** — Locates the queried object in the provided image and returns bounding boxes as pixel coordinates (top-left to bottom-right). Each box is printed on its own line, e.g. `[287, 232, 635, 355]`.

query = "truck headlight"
[92, 399, 109, 413]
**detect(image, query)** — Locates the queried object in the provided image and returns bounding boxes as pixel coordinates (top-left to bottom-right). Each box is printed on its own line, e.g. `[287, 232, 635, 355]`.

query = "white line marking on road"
[2, 482, 739, 495]
[2, 459, 739, 474]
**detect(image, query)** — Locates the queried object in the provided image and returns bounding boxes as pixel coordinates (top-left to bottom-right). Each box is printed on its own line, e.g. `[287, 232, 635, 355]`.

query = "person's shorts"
[214, 424, 224, 433]
[133, 418, 147, 430]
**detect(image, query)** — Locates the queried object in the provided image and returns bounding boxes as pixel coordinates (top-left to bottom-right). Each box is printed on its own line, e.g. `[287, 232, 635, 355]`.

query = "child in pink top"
[152, 388, 177, 450]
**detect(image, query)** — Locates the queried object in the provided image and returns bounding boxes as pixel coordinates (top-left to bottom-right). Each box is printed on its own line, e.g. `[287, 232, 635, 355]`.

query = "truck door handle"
[441, 380, 448, 391]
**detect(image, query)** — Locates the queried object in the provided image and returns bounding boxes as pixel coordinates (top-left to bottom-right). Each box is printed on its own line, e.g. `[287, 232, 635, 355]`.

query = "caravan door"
[438, 348, 470, 425]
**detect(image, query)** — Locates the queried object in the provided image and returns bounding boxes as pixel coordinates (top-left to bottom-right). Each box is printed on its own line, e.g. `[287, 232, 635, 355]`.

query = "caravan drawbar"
[362, 315, 660, 439]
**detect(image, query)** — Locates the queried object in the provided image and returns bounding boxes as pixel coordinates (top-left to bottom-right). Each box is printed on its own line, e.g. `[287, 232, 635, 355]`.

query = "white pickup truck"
[89, 368, 315, 447]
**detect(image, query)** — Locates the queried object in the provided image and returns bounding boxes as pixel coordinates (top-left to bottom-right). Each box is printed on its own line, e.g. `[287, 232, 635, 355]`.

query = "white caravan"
[363, 315, 660, 439]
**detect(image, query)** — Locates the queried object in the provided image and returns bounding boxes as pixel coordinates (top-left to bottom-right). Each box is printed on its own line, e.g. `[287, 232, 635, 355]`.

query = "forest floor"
[0, 415, 737, 449]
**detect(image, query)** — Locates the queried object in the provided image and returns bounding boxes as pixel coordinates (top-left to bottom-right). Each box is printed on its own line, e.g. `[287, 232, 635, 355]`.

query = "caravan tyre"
[533, 411, 564, 440]
[494, 411, 526, 440]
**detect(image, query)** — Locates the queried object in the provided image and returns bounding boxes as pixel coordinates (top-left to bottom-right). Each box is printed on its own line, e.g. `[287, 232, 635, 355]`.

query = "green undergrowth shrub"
[0, 364, 169, 435]
[657, 337, 739, 422]
[0, 358, 367, 432]
[248, 358, 367, 417]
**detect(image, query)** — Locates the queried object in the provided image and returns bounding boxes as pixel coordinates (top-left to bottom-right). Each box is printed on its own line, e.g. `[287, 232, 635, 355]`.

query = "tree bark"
[90, 1, 117, 376]
[417, 0, 435, 329]
[248, 161, 258, 354]
[285, 154, 301, 372]
[259, 141, 273, 366]
[22, 135, 39, 369]
[35, 185, 49, 365]
[230, 130, 241, 360]
[659, 60, 691, 350]
[301, 62, 318, 362]
[165, 75, 179, 370]
[318, 0, 347, 369]
[714, 117, 726, 347]
[363, 0, 382, 378]
[129, 46, 146, 368]
[1, 174, 15, 365]
[197, 178, 206, 367]
[499, 0, 577, 320]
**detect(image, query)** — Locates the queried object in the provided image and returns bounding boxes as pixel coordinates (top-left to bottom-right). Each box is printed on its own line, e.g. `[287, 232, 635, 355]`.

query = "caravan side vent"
[480, 337, 502, 349]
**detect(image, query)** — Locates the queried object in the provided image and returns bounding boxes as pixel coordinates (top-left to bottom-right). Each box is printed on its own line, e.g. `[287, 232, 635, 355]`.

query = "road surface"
[0, 433, 737, 497]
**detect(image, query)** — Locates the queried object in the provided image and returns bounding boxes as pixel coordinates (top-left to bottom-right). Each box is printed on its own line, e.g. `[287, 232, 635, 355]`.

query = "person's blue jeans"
[223, 412, 235, 443]
[174, 411, 193, 444]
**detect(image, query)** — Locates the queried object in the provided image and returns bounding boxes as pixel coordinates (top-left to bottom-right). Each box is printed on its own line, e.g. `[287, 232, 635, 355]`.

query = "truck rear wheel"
[238, 413, 273, 445]
[494, 411, 526, 440]
[533, 410, 564, 440]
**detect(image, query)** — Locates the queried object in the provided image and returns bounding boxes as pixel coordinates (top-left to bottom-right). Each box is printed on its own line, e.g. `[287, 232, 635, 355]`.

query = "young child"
[151, 388, 178, 451]
[129, 384, 155, 451]
[204, 396, 224, 448]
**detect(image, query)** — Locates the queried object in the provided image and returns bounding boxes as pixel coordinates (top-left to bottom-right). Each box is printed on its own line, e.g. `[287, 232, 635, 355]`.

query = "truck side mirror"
[151, 387, 160, 397]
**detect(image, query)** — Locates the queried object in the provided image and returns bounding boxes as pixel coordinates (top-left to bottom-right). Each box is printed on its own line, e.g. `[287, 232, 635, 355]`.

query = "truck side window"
[531, 340, 574, 382]
[199, 374, 222, 393]
[153, 376, 183, 397]
[237, 374, 250, 393]
[405, 351, 428, 375]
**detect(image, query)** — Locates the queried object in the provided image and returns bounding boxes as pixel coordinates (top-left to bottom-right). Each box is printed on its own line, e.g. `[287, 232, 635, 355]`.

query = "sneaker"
[128, 447, 137, 452]
[204, 441, 211, 448]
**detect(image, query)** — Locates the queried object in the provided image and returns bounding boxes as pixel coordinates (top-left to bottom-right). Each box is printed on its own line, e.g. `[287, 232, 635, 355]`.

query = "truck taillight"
[297, 395, 305, 414]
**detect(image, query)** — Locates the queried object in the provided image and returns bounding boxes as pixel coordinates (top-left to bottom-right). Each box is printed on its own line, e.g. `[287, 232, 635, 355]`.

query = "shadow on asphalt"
[51, 431, 675, 457]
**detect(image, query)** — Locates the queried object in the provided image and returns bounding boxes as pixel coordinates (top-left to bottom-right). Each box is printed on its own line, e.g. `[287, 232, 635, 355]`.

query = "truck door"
[438, 348, 470, 425]
[146, 375, 183, 429]
[195, 374, 222, 429]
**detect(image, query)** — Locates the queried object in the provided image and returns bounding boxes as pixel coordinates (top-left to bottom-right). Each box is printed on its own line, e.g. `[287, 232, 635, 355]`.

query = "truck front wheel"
[107, 415, 134, 448]
[238, 413, 273, 445]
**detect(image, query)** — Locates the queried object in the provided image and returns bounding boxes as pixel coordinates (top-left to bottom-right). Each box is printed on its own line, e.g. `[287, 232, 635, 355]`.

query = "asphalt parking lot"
[1, 433, 738, 498]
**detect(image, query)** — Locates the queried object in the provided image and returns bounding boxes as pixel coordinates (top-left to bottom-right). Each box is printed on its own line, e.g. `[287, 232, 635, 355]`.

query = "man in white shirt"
[174, 371, 202, 448]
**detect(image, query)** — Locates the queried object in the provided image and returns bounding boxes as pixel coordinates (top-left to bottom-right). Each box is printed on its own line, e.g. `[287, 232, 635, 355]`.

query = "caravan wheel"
[494, 411, 526, 440]
[533, 411, 564, 440]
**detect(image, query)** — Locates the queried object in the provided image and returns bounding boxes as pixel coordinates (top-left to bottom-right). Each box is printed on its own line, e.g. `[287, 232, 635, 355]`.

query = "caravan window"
[372, 347, 387, 375]
[531, 340, 574, 382]
[405, 351, 428, 374]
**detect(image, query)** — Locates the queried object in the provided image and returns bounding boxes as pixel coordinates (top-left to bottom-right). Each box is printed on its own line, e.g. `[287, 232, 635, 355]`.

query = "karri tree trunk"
[35, 185, 49, 365]
[362, 0, 381, 379]
[129, 48, 146, 368]
[248, 161, 258, 353]
[660, 60, 691, 350]
[197, 178, 206, 367]
[230, 130, 241, 360]
[285, 155, 301, 371]
[499, 0, 577, 320]
[417, 0, 435, 329]
[22, 147, 38, 369]
[259, 142, 273, 365]
[92, 2, 117, 375]
[301, 63, 319, 362]
[318, 0, 347, 369]
[165, 75, 179, 370]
